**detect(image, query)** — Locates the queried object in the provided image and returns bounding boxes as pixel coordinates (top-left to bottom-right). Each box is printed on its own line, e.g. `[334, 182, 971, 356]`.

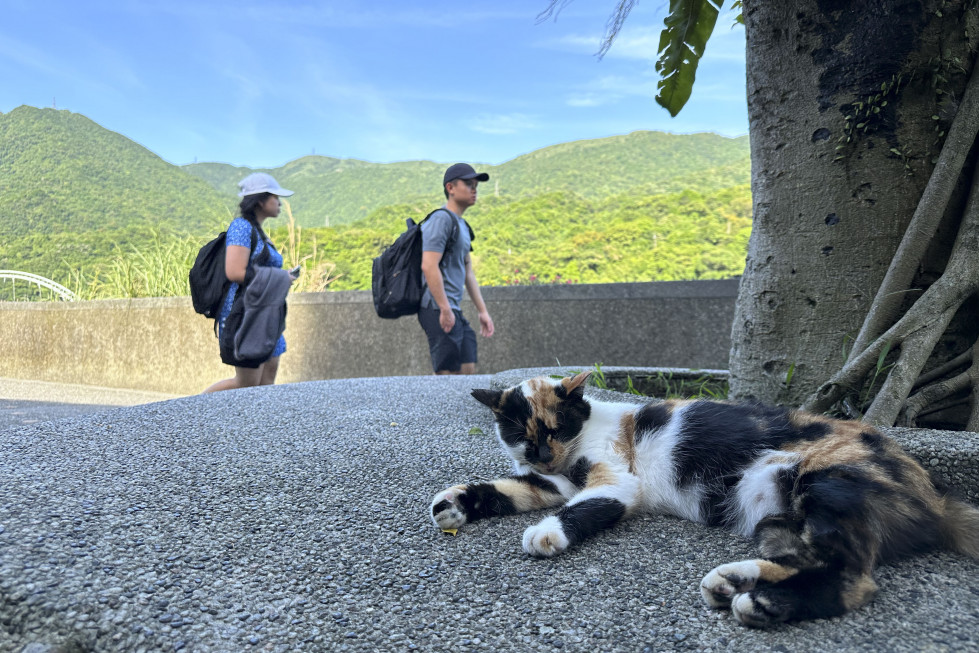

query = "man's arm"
[421, 250, 456, 333]
[464, 254, 494, 338]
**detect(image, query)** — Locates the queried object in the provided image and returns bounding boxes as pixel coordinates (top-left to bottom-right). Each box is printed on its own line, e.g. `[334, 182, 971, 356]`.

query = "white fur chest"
[630, 403, 705, 523]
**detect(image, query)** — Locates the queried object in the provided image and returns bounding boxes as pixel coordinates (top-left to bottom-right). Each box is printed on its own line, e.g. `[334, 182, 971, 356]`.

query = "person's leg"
[458, 315, 478, 375]
[202, 364, 264, 393]
[418, 307, 463, 374]
[260, 356, 280, 385]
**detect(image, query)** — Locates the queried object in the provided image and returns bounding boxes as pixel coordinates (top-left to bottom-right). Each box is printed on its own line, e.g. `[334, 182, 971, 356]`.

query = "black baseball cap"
[443, 163, 489, 185]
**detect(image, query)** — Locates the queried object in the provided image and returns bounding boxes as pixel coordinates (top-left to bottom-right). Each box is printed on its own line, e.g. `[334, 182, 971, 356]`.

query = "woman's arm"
[225, 245, 250, 283]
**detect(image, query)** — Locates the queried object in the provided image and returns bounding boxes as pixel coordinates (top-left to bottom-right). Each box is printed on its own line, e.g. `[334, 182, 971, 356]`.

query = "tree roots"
[802, 60, 979, 427]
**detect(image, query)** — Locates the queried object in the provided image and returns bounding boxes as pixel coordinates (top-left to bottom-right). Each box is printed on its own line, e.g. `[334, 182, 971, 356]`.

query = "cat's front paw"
[431, 485, 469, 529]
[522, 516, 569, 557]
[731, 591, 791, 628]
[701, 561, 760, 609]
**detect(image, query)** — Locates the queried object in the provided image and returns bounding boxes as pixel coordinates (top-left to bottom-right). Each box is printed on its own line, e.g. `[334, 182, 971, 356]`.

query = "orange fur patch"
[782, 420, 871, 474]
[614, 413, 637, 474]
[525, 378, 559, 432]
[755, 559, 798, 583]
[842, 574, 878, 610]
[494, 478, 560, 511]
[585, 462, 618, 488]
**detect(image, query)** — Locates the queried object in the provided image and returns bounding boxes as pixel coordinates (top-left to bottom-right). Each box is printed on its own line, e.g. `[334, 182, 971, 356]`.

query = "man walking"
[417, 163, 495, 374]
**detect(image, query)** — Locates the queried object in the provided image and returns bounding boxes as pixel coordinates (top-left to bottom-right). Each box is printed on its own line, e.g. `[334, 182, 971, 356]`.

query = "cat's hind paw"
[522, 516, 569, 557]
[701, 561, 761, 609]
[431, 485, 469, 530]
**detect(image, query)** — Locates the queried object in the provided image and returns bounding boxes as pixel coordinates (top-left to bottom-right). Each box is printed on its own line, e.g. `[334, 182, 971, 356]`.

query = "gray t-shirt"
[420, 208, 471, 311]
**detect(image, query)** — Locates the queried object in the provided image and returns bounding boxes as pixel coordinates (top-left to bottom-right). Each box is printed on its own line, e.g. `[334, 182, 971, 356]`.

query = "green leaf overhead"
[655, 0, 724, 116]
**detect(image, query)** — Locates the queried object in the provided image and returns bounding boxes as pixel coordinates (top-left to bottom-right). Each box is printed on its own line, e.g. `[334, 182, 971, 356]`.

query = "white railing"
[0, 270, 77, 301]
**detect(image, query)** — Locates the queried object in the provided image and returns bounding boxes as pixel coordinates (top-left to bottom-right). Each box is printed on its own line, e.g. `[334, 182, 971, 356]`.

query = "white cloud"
[566, 94, 605, 107]
[538, 13, 745, 63]
[598, 29, 661, 60]
[537, 27, 660, 60]
[469, 112, 536, 135]
[565, 72, 658, 108]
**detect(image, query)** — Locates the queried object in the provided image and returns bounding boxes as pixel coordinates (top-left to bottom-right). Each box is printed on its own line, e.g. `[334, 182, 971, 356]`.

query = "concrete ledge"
[0, 376, 976, 651]
[0, 280, 738, 395]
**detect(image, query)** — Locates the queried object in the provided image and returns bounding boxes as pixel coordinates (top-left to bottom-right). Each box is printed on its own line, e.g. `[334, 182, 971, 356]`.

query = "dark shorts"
[417, 307, 477, 373]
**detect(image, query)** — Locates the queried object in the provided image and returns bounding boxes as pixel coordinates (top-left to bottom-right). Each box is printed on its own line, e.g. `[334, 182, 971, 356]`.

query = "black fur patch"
[868, 449, 909, 486]
[860, 429, 885, 450]
[558, 498, 627, 546]
[877, 494, 943, 561]
[793, 465, 936, 569]
[554, 393, 590, 442]
[566, 458, 591, 488]
[519, 473, 561, 495]
[671, 401, 808, 524]
[794, 420, 831, 441]
[750, 569, 849, 622]
[494, 390, 533, 446]
[779, 460, 799, 486]
[431, 499, 455, 515]
[455, 483, 518, 521]
[634, 403, 671, 442]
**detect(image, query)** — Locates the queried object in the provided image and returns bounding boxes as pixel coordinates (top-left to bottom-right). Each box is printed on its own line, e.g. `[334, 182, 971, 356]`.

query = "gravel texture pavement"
[0, 378, 179, 431]
[0, 374, 977, 652]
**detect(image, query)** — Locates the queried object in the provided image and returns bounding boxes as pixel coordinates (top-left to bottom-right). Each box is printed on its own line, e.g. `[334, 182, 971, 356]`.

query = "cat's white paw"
[731, 591, 788, 628]
[701, 561, 760, 609]
[522, 516, 569, 557]
[431, 485, 469, 529]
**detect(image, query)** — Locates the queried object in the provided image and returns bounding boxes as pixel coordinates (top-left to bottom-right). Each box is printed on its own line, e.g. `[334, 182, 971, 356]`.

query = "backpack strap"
[421, 208, 473, 253]
[214, 223, 266, 337]
[243, 223, 271, 285]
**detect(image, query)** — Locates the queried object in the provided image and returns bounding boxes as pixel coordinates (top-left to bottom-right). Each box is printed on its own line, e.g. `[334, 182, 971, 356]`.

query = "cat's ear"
[471, 388, 503, 411]
[562, 371, 592, 400]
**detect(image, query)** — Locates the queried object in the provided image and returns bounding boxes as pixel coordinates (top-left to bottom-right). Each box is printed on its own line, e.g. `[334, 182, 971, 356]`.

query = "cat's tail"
[940, 496, 979, 558]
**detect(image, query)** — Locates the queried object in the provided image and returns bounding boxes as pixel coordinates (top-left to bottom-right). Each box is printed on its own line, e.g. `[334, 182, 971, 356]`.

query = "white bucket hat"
[237, 172, 294, 197]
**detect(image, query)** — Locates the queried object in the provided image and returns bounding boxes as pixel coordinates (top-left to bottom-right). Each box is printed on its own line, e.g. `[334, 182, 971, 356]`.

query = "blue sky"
[2, 1, 747, 169]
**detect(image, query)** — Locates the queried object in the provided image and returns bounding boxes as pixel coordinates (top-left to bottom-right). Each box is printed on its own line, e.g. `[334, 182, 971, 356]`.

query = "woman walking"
[203, 173, 296, 393]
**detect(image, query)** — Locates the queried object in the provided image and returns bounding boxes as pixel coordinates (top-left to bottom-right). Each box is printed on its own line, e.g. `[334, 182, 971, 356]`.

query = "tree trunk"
[730, 0, 978, 408]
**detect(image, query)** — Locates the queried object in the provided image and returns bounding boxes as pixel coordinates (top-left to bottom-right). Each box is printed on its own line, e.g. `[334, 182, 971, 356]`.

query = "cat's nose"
[538, 443, 553, 463]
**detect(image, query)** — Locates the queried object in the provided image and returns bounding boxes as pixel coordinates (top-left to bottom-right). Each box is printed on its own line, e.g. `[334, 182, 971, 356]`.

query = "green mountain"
[265, 184, 752, 293]
[183, 131, 750, 227]
[0, 105, 233, 279]
[0, 105, 752, 294]
[185, 156, 446, 228]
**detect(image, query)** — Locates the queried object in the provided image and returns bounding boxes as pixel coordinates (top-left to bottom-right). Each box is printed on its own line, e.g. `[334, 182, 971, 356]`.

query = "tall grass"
[67, 204, 341, 300]
[278, 200, 342, 293]
[68, 229, 200, 300]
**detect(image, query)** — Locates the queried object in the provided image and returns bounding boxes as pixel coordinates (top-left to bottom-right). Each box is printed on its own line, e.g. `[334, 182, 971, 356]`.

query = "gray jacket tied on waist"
[233, 266, 292, 362]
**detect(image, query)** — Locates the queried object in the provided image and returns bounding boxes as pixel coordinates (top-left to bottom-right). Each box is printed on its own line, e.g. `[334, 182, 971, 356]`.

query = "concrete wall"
[0, 279, 738, 395]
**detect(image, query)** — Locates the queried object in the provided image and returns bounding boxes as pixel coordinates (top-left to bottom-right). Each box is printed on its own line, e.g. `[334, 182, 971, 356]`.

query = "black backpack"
[371, 209, 469, 319]
[189, 225, 262, 326]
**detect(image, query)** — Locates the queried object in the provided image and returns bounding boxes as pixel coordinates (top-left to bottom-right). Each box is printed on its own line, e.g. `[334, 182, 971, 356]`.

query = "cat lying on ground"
[430, 372, 979, 628]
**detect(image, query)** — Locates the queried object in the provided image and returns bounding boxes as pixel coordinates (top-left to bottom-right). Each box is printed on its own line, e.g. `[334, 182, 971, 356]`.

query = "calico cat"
[430, 372, 979, 628]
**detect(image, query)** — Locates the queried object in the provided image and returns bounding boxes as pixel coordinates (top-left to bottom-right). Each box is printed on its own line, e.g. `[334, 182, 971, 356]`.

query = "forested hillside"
[263, 184, 752, 292]
[0, 105, 752, 298]
[0, 105, 232, 279]
[183, 131, 750, 227]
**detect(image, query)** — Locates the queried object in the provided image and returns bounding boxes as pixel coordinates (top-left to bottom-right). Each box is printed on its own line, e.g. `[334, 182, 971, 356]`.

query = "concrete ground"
[0, 374, 977, 652]
[0, 378, 180, 430]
